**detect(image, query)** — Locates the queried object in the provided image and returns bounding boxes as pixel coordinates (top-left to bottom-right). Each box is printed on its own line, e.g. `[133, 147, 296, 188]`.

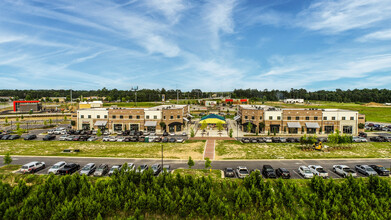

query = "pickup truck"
[333, 165, 357, 178]
[58, 163, 80, 175]
[309, 165, 329, 178]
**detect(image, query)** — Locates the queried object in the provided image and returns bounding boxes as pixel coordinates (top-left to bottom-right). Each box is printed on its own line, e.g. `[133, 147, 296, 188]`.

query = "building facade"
[237, 105, 364, 135]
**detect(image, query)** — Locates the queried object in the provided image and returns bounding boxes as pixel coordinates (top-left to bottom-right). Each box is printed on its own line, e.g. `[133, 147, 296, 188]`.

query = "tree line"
[1, 88, 391, 103]
[1, 168, 390, 219]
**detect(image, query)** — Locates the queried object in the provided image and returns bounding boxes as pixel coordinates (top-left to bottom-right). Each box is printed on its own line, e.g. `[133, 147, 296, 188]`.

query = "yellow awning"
[200, 118, 226, 124]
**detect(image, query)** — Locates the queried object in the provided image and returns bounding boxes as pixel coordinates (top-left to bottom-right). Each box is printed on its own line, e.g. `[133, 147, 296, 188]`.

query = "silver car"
[236, 166, 249, 179]
[48, 161, 66, 174]
[355, 165, 378, 176]
[108, 165, 122, 176]
[80, 163, 96, 176]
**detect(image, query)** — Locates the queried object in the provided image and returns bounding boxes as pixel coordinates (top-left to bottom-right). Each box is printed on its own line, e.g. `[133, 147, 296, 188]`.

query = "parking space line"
[292, 170, 303, 179]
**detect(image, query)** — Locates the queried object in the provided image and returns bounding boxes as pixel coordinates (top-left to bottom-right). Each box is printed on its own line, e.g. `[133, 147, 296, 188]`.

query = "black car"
[43, 134, 56, 141]
[276, 168, 291, 179]
[262, 165, 276, 178]
[154, 137, 162, 142]
[225, 168, 235, 177]
[9, 135, 20, 140]
[369, 165, 390, 176]
[370, 137, 381, 142]
[162, 137, 169, 143]
[74, 130, 81, 135]
[138, 136, 145, 142]
[58, 163, 80, 175]
[130, 136, 138, 142]
[286, 138, 296, 143]
[378, 136, 389, 142]
[122, 130, 130, 136]
[79, 136, 90, 141]
[129, 131, 135, 136]
[272, 137, 280, 143]
[257, 137, 264, 143]
[250, 138, 258, 143]
[24, 134, 37, 140]
[359, 132, 367, 138]
[169, 138, 176, 143]
[1, 135, 11, 140]
[0, 134, 3, 139]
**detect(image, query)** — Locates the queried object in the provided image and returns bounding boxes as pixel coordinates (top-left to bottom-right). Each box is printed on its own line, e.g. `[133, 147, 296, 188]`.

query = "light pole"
[161, 144, 163, 170]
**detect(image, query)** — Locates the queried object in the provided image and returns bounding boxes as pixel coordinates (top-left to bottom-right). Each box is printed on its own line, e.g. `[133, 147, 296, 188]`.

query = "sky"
[0, 0, 391, 91]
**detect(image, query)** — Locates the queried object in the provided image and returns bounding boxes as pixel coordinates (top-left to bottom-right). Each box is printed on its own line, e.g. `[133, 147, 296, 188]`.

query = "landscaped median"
[0, 140, 205, 160]
[215, 140, 391, 160]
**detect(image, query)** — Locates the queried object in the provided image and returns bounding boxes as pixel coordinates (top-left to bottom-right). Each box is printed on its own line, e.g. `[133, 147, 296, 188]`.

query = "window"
[81, 115, 84, 118]
[104, 115, 107, 119]
[154, 115, 157, 119]
[350, 117, 354, 120]
[170, 116, 173, 119]
[88, 115, 91, 119]
[342, 117, 346, 120]
[136, 115, 140, 119]
[163, 116, 166, 120]
[287, 116, 291, 120]
[343, 126, 352, 134]
[306, 116, 310, 120]
[251, 116, 255, 120]
[112, 115, 116, 119]
[332, 116, 336, 120]
[260, 116, 262, 120]
[323, 116, 327, 120]
[269, 116, 273, 120]
[314, 116, 318, 120]
[277, 116, 281, 120]
[146, 115, 150, 119]
[359, 117, 364, 119]
[245, 116, 248, 119]
[97, 115, 100, 119]
[177, 115, 180, 119]
[120, 115, 123, 119]
[129, 115, 132, 119]
[296, 116, 300, 120]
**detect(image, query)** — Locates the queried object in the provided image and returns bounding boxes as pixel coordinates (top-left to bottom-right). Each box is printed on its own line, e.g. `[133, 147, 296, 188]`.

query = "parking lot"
[3, 156, 390, 180]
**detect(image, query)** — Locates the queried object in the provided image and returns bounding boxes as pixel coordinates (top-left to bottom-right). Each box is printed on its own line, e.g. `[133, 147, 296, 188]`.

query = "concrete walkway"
[203, 139, 215, 160]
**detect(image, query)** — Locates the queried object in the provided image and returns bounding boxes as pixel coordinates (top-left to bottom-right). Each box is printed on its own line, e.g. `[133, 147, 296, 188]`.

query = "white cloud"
[0, 35, 24, 44]
[357, 29, 391, 42]
[145, 0, 187, 23]
[297, 0, 391, 34]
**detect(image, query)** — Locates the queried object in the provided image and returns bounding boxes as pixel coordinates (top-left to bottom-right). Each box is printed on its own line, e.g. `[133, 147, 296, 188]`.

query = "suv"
[43, 134, 56, 141]
[48, 161, 66, 174]
[369, 165, 390, 176]
[79, 163, 96, 176]
[262, 165, 276, 178]
[94, 164, 110, 176]
[9, 135, 20, 140]
[236, 166, 249, 179]
[151, 164, 161, 175]
[58, 163, 80, 175]
[225, 168, 235, 177]
[108, 165, 122, 176]
[20, 161, 46, 174]
[24, 134, 37, 140]
[276, 168, 290, 179]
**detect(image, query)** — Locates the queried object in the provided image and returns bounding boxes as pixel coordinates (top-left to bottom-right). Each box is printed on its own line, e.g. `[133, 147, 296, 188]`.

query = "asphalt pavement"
[2, 155, 390, 179]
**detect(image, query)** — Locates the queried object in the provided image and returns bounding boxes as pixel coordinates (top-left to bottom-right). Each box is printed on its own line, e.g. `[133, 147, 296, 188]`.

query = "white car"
[236, 166, 249, 179]
[102, 136, 111, 142]
[109, 136, 118, 142]
[48, 161, 66, 174]
[169, 133, 175, 136]
[359, 137, 368, 142]
[333, 165, 357, 178]
[20, 161, 46, 174]
[265, 137, 272, 143]
[352, 136, 361, 143]
[308, 165, 328, 178]
[87, 136, 98, 141]
[182, 132, 187, 136]
[59, 135, 69, 141]
[298, 166, 314, 179]
[176, 138, 184, 143]
[47, 130, 55, 135]
[116, 137, 126, 142]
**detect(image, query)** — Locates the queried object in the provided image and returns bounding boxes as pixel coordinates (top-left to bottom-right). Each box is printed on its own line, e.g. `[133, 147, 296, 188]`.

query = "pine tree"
[187, 156, 195, 168]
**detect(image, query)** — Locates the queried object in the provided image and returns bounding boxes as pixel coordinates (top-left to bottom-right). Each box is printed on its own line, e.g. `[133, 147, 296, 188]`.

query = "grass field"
[172, 169, 222, 178]
[0, 165, 21, 174]
[215, 140, 391, 160]
[0, 140, 205, 160]
[264, 101, 391, 123]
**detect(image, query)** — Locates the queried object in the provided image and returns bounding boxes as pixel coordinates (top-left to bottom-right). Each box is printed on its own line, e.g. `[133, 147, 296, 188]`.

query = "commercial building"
[237, 105, 364, 135]
[75, 104, 190, 133]
[283, 99, 304, 104]
[79, 101, 103, 109]
[223, 99, 249, 105]
[13, 101, 42, 112]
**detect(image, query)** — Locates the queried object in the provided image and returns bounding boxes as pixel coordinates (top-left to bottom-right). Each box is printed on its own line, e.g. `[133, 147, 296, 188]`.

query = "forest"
[1, 88, 391, 103]
[0, 168, 390, 219]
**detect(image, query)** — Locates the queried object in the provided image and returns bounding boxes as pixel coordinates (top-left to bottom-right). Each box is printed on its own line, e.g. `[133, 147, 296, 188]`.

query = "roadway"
[1, 156, 390, 179]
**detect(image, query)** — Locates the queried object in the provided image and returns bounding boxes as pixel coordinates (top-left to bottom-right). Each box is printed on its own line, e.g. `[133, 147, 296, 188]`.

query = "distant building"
[205, 101, 217, 106]
[223, 99, 248, 105]
[79, 101, 103, 109]
[283, 99, 304, 104]
[385, 103, 391, 106]
[0, 96, 13, 101]
[13, 101, 42, 112]
[42, 97, 66, 103]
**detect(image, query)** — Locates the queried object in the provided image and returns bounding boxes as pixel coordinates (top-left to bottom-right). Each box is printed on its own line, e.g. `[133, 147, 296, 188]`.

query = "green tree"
[187, 156, 195, 169]
[160, 122, 166, 131]
[205, 157, 212, 170]
[3, 152, 12, 165]
[49, 119, 52, 125]
[190, 128, 195, 137]
[21, 115, 24, 120]
[200, 120, 207, 131]
[216, 121, 223, 132]
[5, 117, 8, 123]
[246, 123, 253, 133]
[229, 128, 233, 138]
[64, 116, 67, 120]
[358, 123, 365, 129]
[16, 117, 19, 122]
[16, 123, 20, 130]
[96, 129, 102, 137]
[44, 120, 47, 126]
[29, 110, 33, 115]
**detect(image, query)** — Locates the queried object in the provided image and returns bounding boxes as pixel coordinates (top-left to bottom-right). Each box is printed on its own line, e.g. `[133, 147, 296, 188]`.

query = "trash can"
[144, 136, 149, 142]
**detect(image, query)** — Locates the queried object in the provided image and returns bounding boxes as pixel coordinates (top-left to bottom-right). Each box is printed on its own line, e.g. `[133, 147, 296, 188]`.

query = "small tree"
[187, 156, 195, 168]
[21, 115, 24, 120]
[16, 123, 20, 130]
[159, 122, 166, 131]
[229, 128, 233, 138]
[200, 120, 207, 131]
[205, 157, 212, 170]
[64, 116, 67, 120]
[49, 119, 53, 125]
[358, 123, 365, 129]
[190, 128, 195, 137]
[44, 120, 47, 126]
[17, 129, 24, 136]
[16, 117, 19, 122]
[5, 117, 8, 123]
[3, 152, 12, 165]
[96, 128, 102, 137]
[216, 121, 223, 132]
[29, 110, 33, 115]
[247, 123, 253, 133]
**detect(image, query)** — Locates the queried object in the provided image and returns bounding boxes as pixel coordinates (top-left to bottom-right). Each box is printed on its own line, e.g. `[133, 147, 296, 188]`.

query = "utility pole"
[131, 86, 138, 106]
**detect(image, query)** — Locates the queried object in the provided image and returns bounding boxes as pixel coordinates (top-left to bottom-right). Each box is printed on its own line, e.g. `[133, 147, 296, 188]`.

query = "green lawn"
[215, 140, 391, 160]
[264, 101, 391, 123]
[0, 140, 205, 160]
[173, 169, 222, 178]
[103, 102, 162, 108]
[0, 165, 21, 174]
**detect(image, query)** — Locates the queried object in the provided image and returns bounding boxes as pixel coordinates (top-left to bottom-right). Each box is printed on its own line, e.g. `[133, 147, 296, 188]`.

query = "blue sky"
[1, 0, 391, 91]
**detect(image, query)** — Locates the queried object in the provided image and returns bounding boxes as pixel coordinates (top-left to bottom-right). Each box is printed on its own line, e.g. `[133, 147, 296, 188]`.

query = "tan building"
[79, 101, 103, 109]
[76, 108, 108, 130]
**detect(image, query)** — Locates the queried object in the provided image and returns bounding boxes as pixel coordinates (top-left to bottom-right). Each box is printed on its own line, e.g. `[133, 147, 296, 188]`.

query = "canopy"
[305, 122, 320, 129]
[145, 121, 157, 127]
[200, 114, 226, 124]
[287, 122, 301, 128]
[94, 121, 107, 126]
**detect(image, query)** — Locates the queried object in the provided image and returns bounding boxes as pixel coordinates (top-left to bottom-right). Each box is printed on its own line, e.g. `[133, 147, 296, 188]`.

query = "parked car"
[359, 132, 367, 138]
[370, 137, 382, 142]
[136, 164, 149, 173]
[276, 168, 291, 179]
[355, 165, 378, 176]
[353, 136, 361, 143]
[265, 137, 272, 143]
[108, 165, 122, 176]
[333, 165, 357, 178]
[130, 136, 139, 142]
[117, 137, 126, 142]
[169, 138, 176, 143]
[94, 164, 110, 176]
[48, 161, 66, 174]
[87, 136, 98, 141]
[279, 137, 287, 143]
[225, 168, 235, 177]
[176, 138, 184, 143]
[9, 134, 20, 140]
[163, 131, 169, 136]
[359, 137, 368, 142]
[162, 137, 169, 143]
[79, 135, 90, 141]
[286, 138, 296, 143]
[154, 137, 162, 142]
[257, 137, 265, 143]
[250, 138, 258, 143]
[47, 130, 55, 135]
[182, 132, 187, 136]
[24, 134, 37, 140]
[72, 136, 81, 141]
[308, 165, 328, 178]
[59, 135, 69, 141]
[236, 166, 249, 179]
[65, 135, 75, 141]
[80, 163, 96, 176]
[162, 164, 171, 173]
[143, 132, 150, 136]
[1, 135, 11, 140]
[369, 165, 390, 176]
[43, 134, 56, 141]
[102, 136, 111, 142]
[150, 132, 156, 136]
[124, 163, 136, 172]
[241, 138, 250, 143]
[262, 165, 276, 178]
[151, 164, 162, 175]
[169, 133, 175, 136]
[138, 136, 145, 142]
[109, 136, 117, 142]
[272, 137, 280, 143]
[20, 161, 46, 174]
[58, 163, 80, 175]
[298, 166, 314, 179]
